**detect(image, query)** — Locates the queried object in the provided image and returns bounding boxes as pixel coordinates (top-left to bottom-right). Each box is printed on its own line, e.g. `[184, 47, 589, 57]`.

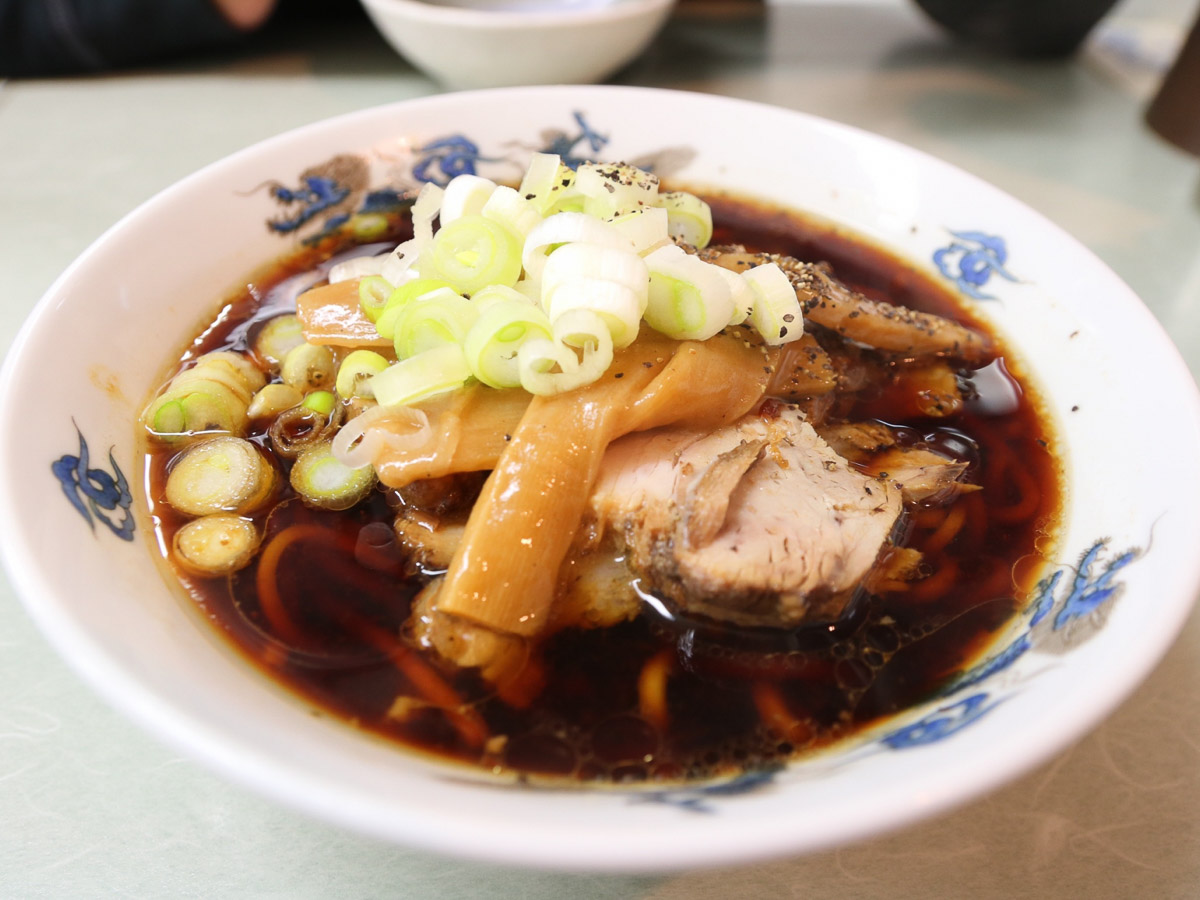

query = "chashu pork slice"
[588, 405, 903, 627]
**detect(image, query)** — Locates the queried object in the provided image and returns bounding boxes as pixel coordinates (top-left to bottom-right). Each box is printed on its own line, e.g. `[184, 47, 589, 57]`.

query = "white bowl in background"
[2, 86, 1199, 872]
[358, 0, 676, 89]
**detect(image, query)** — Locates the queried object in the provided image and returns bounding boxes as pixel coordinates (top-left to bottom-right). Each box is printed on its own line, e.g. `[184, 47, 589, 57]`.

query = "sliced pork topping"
[863, 446, 978, 505]
[701, 245, 994, 364]
[589, 406, 904, 627]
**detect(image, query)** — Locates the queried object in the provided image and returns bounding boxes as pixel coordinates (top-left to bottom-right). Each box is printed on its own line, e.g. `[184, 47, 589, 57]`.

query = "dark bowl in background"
[912, 0, 1121, 57]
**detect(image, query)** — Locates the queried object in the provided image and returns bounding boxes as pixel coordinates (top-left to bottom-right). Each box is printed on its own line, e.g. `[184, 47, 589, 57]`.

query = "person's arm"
[0, 0, 277, 77]
[212, 0, 275, 30]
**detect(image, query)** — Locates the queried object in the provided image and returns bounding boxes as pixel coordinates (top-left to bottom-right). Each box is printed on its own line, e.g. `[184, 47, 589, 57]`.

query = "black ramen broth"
[142, 191, 1060, 784]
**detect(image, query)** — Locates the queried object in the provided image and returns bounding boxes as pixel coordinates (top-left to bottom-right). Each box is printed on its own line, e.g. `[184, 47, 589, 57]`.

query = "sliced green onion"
[246, 383, 305, 420]
[743, 262, 804, 346]
[542, 164, 585, 216]
[517, 309, 614, 396]
[610, 206, 671, 255]
[575, 162, 660, 219]
[351, 212, 389, 241]
[420, 214, 522, 295]
[290, 440, 377, 511]
[544, 279, 642, 349]
[518, 152, 564, 214]
[393, 287, 479, 359]
[254, 314, 306, 370]
[369, 343, 472, 408]
[643, 245, 734, 341]
[660, 191, 714, 249]
[471, 283, 536, 312]
[411, 181, 443, 246]
[439, 174, 498, 225]
[541, 242, 649, 307]
[302, 390, 336, 416]
[714, 264, 756, 326]
[171, 364, 254, 408]
[280, 342, 336, 392]
[173, 514, 260, 576]
[336, 349, 390, 398]
[358, 275, 395, 323]
[375, 278, 458, 341]
[164, 435, 276, 517]
[481, 185, 542, 241]
[146, 380, 247, 439]
[463, 300, 553, 388]
[196, 351, 266, 394]
[521, 212, 634, 285]
[381, 182, 443, 285]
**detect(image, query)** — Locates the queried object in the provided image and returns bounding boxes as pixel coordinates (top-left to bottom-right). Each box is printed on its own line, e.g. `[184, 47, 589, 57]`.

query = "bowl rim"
[358, 0, 675, 28]
[3, 84, 1199, 872]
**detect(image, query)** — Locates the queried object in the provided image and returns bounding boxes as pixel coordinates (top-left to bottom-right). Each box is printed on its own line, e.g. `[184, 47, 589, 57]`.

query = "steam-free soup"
[141, 186, 1059, 784]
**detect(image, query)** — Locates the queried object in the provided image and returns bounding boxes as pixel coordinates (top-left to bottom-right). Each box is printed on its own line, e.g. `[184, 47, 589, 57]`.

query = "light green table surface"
[3, 0, 1199, 896]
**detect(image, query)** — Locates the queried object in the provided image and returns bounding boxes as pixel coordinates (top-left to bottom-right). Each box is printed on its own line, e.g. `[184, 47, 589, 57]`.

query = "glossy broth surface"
[143, 195, 1060, 783]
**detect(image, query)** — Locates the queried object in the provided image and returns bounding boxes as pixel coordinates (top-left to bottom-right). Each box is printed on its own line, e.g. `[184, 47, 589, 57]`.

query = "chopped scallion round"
[575, 162, 660, 219]
[336, 349, 390, 398]
[517, 152, 565, 214]
[744, 262, 804, 346]
[358, 275, 395, 323]
[517, 309, 614, 396]
[146, 383, 245, 440]
[289, 441, 377, 511]
[350, 212, 389, 241]
[374, 278, 457, 341]
[463, 300, 553, 388]
[302, 390, 336, 416]
[392, 288, 479, 359]
[643, 244, 735, 341]
[173, 514, 260, 576]
[369, 343, 472, 408]
[254, 314, 307, 371]
[246, 383, 305, 420]
[280, 342, 336, 392]
[660, 191, 714, 249]
[439, 174, 498, 225]
[421, 214, 522, 296]
[164, 436, 277, 517]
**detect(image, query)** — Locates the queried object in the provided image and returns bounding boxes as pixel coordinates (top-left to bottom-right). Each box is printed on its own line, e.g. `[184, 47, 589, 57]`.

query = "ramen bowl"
[1, 86, 1198, 872]
[358, 0, 676, 89]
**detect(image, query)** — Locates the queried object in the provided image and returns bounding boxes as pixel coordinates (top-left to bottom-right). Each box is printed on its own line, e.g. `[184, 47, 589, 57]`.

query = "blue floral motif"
[52, 424, 134, 541]
[267, 176, 351, 234]
[359, 188, 410, 215]
[885, 538, 1140, 751]
[880, 692, 1002, 749]
[939, 633, 1034, 697]
[632, 765, 783, 814]
[1052, 541, 1138, 630]
[263, 112, 619, 240]
[413, 136, 497, 186]
[539, 111, 609, 169]
[933, 230, 1018, 300]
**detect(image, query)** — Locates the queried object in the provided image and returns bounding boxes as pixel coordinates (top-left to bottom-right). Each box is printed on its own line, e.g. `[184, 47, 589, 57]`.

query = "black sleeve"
[0, 0, 247, 77]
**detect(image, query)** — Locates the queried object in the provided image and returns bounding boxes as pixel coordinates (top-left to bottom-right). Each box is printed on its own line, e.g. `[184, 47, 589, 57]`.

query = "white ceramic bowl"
[3, 86, 1199, 872]
[358, 0, 676, 89]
